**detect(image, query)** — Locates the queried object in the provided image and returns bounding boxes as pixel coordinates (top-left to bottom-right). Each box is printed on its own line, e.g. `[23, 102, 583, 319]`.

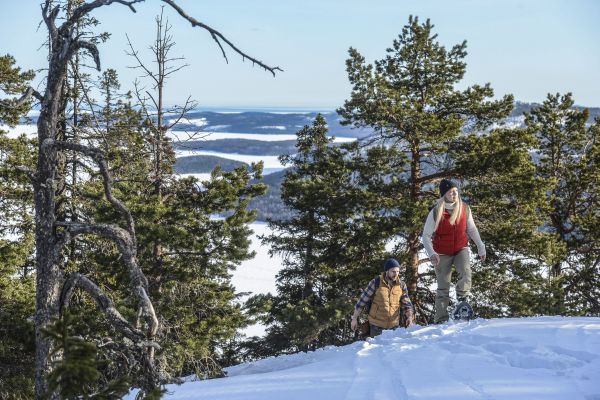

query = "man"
[421, 179, 486, 323]
[351, 258, 415, 336]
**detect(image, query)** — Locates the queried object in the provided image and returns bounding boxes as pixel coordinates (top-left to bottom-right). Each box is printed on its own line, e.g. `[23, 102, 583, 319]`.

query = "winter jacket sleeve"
[466, 208, 486, 257]
[421, 209, 437, 257]
[400, 281, 415, 327]
[354, 278, 378, 311]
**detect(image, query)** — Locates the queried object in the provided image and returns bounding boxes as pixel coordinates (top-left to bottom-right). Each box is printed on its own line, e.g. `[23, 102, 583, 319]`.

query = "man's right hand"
[351, 317, 358, 331]
[430, 254, 440, 266]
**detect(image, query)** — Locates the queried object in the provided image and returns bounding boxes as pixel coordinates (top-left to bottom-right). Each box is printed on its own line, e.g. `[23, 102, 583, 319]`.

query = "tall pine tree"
[525, 93, 600, 315]
[337, 16, 514, 321]
[256, 115, 395, 353]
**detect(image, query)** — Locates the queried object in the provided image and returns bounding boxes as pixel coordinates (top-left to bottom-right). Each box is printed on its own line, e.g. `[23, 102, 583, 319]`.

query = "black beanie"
[439, 179, 458, 198]
[384, 258, 401, 272]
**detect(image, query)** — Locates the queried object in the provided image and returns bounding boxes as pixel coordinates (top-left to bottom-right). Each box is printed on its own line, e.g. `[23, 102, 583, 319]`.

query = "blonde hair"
[433, 195, 463, 233]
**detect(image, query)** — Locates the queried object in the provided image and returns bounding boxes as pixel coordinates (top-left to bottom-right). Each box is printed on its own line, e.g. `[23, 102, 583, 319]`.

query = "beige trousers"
[434, 248, 471, 324]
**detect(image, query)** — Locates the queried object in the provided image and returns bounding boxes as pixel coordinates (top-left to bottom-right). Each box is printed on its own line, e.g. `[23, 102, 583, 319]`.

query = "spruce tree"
[525, 93, 600, 315]
[0, 54, 36, 398]
[257, 115, 393, 353]
[42, 312, 130, 400]
[75, 68, 267, 380]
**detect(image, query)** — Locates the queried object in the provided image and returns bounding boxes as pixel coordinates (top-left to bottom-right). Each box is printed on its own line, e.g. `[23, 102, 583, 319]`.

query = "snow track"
[126, 317, 600, 400]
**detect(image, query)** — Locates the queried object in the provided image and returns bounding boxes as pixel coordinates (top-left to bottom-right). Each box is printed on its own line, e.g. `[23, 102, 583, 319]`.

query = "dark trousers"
[369, 323, 385, 337]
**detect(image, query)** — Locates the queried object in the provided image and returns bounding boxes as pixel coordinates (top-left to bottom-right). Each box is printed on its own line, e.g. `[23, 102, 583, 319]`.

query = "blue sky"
[1, 0, 599, 108]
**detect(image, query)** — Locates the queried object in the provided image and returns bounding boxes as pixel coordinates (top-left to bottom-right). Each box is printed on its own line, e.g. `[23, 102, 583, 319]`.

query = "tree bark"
[34, 44, 68, 399]
[407, 138, 423, 320]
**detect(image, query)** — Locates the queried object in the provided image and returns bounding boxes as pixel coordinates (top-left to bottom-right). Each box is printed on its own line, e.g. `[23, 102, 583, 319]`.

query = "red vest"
[432, 205, 468, 256]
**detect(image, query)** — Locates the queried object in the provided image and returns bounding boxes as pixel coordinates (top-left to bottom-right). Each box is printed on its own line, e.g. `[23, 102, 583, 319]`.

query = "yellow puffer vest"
[368, 273, 403, 329]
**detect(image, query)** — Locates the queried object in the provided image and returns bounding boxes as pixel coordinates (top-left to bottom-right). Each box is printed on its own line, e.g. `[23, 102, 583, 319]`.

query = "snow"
[167, 130, 355, 143]
[0, 124, 356, 144]
[231, 222, 281, 297]
[204, 125, 232, 131]
[183, 118, 208, 127]
[176, 173, 213, 182]
[0, 124, 37, 138]
[126, 316, 600, 400]
[231, 222, 283, 337]
[257, 125, 287, 130]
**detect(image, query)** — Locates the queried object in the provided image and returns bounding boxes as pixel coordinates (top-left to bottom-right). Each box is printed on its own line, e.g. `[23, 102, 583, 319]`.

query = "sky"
[1, 0, 599, 109]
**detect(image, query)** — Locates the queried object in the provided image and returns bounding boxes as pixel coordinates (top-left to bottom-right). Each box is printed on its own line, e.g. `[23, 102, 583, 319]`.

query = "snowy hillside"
[128, 317, 600, 400]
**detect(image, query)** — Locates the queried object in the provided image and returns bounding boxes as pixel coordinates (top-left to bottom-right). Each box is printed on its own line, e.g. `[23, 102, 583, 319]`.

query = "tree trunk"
[407, 140, 422, 316]
[34, 65, 67, 399]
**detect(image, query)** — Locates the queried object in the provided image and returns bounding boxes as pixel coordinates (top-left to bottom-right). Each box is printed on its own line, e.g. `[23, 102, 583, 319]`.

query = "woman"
[421, 179, 486, 324]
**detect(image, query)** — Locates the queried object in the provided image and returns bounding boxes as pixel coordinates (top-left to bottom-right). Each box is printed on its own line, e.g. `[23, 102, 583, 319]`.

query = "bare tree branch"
[14, 166, 38, 183]
[2, 86, 43, 110]
[417, 257, 432, 266]
[65, 0, 144, 34]
[161, 0, 283, 76]
[48, 139, 136, 241]
[166, 95, 196, 130]
[60, 272, 155, 345]
[41, 1, 59, 42]
[145, 90, 159, 112]
[70, 65, 106, 141]
[126, 34, 160, 85]
[413, 170, 459, 185]
[55, 221, 158, 338]
[73, 40, 101, 71]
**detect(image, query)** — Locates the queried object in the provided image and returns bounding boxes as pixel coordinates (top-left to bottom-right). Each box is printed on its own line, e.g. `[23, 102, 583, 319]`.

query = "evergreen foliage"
[42, 312, 130, 399]
[254, 115, 393, 353]
[74, 69, 267, 380]
[525, 93, 600, 315]
[337, 16, 514, 321]
[0, 54, 36, 399]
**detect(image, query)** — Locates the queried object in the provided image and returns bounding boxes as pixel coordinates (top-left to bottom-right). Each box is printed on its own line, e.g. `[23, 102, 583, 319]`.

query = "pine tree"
[42, 312, 130, 400]
[257, 115, 393, 353]
[525, 93, 600, 315]
[0, 54, 37, 398]
[337, 16, 514, 321]
[75, 68, 267, 380]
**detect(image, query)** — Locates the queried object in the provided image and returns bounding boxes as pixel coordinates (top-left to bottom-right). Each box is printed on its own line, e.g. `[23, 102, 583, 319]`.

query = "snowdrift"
[129, 317, 600, 399]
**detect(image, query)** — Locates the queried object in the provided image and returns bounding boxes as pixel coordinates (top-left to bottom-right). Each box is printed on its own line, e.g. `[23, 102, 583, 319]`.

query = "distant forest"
[174, 139, 297, 156]
[175, 101, 600, 222]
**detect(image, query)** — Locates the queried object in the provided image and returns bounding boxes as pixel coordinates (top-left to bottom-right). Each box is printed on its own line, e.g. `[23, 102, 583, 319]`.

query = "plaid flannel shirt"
[355, 276, 414, 327]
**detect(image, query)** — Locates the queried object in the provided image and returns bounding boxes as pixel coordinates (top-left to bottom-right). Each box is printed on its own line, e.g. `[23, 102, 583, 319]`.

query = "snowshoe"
[452, 300, 474, 321]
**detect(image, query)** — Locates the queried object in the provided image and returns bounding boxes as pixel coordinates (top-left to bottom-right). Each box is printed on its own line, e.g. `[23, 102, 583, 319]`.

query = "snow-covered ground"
[2, 124, 356, 143]
[167, 130, 355, 143]
[231, 222, 283, 337]
[127, 316, 600, 400]
[0, 123, 38, 138]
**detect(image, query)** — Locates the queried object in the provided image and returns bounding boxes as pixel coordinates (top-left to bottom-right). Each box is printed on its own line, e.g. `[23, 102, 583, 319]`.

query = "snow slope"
[231, 222, 283, 337]
[131, 317, 600, 400]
